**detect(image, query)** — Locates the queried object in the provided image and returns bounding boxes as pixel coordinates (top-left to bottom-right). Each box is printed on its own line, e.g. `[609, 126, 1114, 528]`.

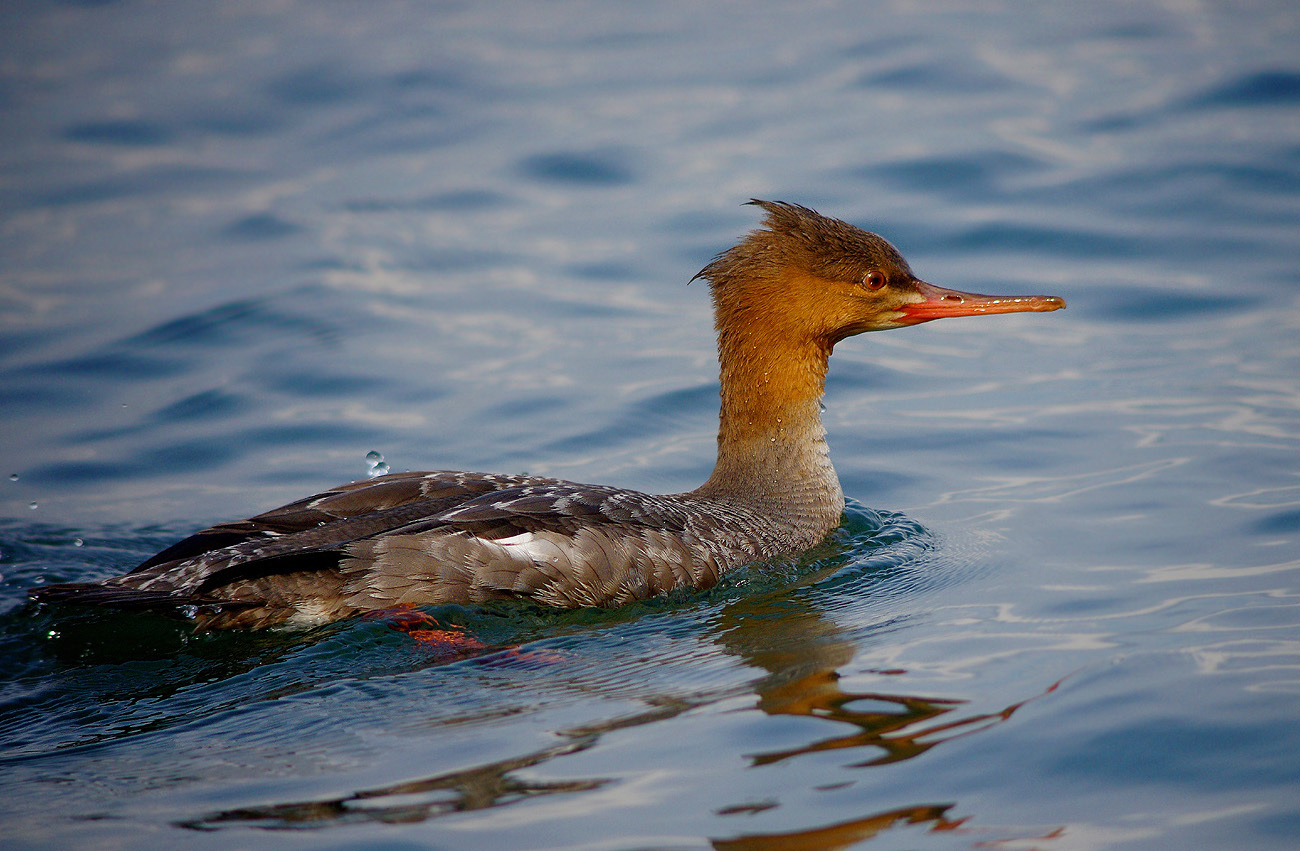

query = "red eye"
[864, 271, 886, 290]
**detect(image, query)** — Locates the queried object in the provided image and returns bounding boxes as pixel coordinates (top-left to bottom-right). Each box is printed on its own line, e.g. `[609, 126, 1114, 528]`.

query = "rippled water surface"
[2, 2, 1299, 849]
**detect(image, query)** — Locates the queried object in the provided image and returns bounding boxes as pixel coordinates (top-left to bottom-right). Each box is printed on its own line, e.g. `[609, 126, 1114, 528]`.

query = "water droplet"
[73, 538, 84, 547]
[8, 473, 16, 482]
[181, 604, 199, 620]
[365, 450, 389, 478]
[28, 502, 37, 510]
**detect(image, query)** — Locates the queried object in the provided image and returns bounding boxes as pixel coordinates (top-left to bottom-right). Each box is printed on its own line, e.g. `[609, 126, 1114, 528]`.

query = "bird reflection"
[186, 573, 1058, 837]
[713, 803, 965, 851]
[711, 591, 1053, 769]
[705, 590, 1065, 849]
[183, 697, 694, 830]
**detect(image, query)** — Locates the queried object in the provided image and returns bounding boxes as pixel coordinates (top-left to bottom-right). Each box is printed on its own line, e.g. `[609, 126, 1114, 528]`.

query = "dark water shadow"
[516, 148, 637, 186]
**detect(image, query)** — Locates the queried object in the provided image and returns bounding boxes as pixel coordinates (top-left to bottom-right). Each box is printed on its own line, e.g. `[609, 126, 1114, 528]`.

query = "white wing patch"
[493, 531, 562, 564]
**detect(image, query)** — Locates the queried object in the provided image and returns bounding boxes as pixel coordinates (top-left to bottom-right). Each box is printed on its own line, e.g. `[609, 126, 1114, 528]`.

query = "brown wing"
[29, 471, 550, 622]
[340, 482, 726, 611]
[33, 473, 780, 627]
[130, 470, 538, 572]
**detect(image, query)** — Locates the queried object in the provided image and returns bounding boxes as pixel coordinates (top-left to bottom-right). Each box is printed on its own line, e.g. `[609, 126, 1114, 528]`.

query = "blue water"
[2, 1, 1299, 848]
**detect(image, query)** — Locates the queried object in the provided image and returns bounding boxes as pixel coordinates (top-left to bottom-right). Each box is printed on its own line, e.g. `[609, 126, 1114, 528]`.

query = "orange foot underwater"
[366, 608, 488, 657]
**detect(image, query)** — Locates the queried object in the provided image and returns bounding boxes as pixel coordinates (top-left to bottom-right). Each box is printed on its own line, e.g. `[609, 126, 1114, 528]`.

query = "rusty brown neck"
[691, 321, 843, 525]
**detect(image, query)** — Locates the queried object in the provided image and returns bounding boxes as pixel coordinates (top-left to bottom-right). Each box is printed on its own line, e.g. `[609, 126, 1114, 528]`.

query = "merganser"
[31, 201, 1064, 628]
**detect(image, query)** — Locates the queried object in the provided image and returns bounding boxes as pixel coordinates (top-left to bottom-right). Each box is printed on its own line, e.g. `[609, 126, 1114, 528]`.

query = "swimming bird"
[30, 201, 1064, 628]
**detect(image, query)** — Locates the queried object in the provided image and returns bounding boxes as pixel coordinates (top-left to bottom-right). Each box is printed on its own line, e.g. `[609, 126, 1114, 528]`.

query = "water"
[2, 1, 1298, 848]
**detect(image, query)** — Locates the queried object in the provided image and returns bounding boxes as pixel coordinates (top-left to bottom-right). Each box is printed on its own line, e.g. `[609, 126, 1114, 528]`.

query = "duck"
[30, 201, 1064, 629]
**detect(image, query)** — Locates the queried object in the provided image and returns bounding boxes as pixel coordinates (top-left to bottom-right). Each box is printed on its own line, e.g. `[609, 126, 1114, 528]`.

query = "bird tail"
[28, 582, 243, 618]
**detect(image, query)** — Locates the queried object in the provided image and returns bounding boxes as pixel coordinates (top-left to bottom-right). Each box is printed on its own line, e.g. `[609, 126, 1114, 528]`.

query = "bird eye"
[863, 271, 886, 290]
